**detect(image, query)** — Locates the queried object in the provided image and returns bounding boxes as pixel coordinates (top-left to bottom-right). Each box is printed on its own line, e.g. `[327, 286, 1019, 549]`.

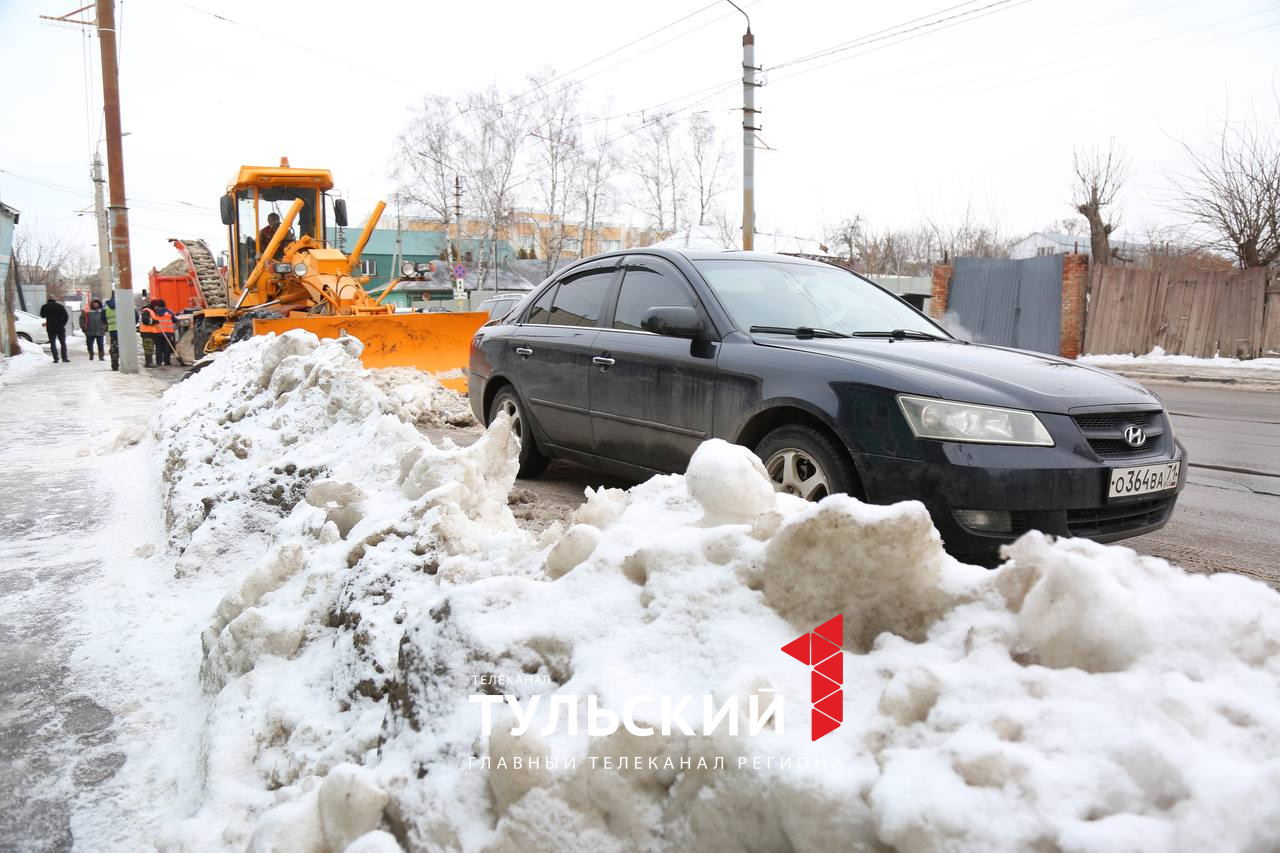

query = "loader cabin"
[217, 159, 349, 290]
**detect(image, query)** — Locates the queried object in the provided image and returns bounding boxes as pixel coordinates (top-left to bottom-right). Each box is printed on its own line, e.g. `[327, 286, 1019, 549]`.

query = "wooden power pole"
[96, 0, 140, 373]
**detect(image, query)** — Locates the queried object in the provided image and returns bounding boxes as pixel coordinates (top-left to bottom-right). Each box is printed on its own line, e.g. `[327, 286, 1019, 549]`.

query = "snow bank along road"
[3, 332, 1280, 852]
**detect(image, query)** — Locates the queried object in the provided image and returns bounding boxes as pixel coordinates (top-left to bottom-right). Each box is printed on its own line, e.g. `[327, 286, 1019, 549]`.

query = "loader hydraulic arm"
[243, 197, 305, 294]
[347, 200, 386, 274]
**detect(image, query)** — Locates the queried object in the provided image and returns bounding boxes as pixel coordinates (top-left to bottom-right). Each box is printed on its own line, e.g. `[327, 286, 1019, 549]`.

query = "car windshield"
[693, 258, 945, 338]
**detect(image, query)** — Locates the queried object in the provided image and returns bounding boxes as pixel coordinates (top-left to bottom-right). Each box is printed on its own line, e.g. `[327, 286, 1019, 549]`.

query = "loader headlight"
[273, 262, 291, 274]
[401, 260, 417, 277]
[897, 394, 1054, 446]
[292, 262, 308, 276]
[415, 262, 432, 273]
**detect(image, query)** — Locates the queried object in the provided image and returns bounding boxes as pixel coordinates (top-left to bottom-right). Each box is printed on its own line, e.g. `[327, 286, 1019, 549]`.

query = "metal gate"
[946, 255, 1062, 353]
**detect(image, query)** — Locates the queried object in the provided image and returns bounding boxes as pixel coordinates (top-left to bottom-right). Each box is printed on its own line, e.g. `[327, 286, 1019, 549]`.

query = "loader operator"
[258, 212, 295, 260]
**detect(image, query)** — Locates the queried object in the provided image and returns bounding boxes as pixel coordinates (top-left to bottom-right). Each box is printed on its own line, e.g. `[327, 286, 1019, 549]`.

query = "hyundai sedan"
[468, 249, 1185, 561]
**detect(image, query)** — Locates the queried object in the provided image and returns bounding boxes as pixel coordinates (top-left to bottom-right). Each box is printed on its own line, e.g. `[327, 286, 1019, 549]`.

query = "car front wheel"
[488, 387, 549, 478]
[756, 424, 858, 502]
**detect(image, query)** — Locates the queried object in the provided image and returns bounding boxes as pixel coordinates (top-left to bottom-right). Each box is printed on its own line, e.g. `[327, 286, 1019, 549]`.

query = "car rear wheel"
[756, 424, 858, 502]
[489, 387, 549, 478]
[17, 333, 31, 342]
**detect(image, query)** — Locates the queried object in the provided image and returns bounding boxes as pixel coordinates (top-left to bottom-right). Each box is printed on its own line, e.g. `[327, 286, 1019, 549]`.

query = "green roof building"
[326, 227, 519, 308]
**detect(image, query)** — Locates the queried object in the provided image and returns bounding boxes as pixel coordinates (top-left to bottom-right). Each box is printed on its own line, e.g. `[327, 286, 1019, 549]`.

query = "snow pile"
[1081, 346, 1280, 371]
[0, 338, 46, 389]
[154, 334, 1280, 852]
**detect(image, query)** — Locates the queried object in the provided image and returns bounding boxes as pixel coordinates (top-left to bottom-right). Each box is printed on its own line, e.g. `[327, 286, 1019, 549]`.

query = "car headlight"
[292, 262, 308, 276]
[401, 260, 416, 277]
[897, 394, 1054, 446]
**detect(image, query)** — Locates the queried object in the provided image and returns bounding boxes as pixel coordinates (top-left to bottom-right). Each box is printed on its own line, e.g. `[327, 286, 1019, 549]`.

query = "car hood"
[752, 337, 1160, 413]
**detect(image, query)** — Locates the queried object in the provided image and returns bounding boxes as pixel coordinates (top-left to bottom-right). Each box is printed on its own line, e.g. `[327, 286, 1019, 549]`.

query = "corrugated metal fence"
[946, 255, 1063, 354]
[1084, 267, 1273, 358]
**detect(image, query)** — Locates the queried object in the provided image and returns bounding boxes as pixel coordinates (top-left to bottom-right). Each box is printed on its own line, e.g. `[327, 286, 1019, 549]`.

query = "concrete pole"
[96, 0, 140, 373]
[742, 30, 757, 251]
[91, 154, 113, 300]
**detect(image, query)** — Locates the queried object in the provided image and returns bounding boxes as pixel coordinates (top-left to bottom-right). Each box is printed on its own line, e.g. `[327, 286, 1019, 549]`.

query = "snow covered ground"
[5, 331, 1280, 851]
[1080, 346, 1280, 372]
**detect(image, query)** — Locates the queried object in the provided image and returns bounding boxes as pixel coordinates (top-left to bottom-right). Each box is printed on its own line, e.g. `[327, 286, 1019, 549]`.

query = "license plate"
[1107, 461, 1180, 500]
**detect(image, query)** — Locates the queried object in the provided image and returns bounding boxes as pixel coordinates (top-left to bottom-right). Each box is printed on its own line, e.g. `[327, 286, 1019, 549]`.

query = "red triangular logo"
[815, 688, 843, 723]
[811, 632, 840, 663]
[781, 634, 810, 665]
[812, 668, 839, 702]
[814, 614, 843, 647]
[815, 650, 842, 685]
[811, 707, 840, 741]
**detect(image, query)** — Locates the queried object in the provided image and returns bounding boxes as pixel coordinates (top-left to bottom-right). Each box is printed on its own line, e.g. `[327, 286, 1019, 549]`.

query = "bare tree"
[927, 202, 1010, 262]
[627, 114, 683, 232]
[1173, 113, 1280, 269]
[13, 230, 89, 302]
[824, 216, 865, 264]
[526, 75, 583, 278]
[395, 95, 459, 224]
[575, 113, 621, 258]
[684, 112, 730, 226]
[1072, 140, 1129, 266]
[457, 86, 531, 280]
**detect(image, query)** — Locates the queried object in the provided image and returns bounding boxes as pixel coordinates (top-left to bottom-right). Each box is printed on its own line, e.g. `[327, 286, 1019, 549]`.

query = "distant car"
[477, 295, 523, 321]
[14, 310, 47, 344]
[469, 249, 1186, 562]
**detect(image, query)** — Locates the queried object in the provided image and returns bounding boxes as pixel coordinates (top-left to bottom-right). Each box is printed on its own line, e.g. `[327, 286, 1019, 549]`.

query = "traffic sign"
[454, 264, 467, 280]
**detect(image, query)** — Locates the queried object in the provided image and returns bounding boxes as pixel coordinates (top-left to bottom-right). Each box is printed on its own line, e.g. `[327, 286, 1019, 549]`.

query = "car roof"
[583, 247, 836, 269]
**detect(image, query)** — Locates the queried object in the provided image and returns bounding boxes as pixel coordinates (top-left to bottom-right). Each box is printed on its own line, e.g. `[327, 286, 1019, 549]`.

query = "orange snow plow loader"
[189, 159, 484, 390]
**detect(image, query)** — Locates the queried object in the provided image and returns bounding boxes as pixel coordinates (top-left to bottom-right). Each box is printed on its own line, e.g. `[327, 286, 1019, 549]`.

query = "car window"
[485, 298, 517, 319]
[612, 261, 697, 331]
[525, 285, 556, 324]
[547, 268, 613, 327]
[693, 258, 942, 337]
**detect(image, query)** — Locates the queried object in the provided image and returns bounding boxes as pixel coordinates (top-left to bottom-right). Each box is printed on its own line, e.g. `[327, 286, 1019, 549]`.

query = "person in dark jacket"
[39, 297, 70, 363]
[80, 298, 108, 361]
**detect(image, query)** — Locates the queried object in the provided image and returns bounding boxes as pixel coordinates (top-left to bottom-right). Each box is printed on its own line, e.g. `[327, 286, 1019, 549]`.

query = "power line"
[906, 5, 1280, 101]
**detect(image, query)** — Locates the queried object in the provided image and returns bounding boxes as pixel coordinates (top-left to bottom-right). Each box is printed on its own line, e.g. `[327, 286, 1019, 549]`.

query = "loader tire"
[489, 387, 549, 479]
[229, 309, 285, 345]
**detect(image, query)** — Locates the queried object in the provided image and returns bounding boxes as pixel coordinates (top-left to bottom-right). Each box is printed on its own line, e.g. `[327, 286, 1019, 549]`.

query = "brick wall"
[1059, 254, 1088, 359]
[930, 264, 953, 320]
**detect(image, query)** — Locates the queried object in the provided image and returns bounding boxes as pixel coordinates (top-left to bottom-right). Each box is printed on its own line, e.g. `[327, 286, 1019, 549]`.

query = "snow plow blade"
[252, 312, 487, 391]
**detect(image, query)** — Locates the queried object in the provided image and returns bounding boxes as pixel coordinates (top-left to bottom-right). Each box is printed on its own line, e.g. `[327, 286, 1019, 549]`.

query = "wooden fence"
[1083, 266, 1274, 358]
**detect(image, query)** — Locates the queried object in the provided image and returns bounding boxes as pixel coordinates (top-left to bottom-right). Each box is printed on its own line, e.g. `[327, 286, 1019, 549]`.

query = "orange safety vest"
[139, 308, 161, 333]
[157, 310, 175, 335]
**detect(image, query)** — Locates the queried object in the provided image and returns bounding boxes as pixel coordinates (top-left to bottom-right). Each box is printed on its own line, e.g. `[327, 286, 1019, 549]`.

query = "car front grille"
[1073, 411, 1159, 431]
[1072, 409, 1166, 459]
[1066, 496, 1174, 538]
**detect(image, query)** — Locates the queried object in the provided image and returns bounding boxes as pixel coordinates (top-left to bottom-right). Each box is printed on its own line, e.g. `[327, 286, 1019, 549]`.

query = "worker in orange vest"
[138, 300, 161, 368]
[154, 299, 177, 367]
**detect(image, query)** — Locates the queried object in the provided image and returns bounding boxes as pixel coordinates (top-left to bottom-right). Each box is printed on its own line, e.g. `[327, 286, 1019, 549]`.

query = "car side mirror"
[333, 198, 348, 227]
[641, 305, 704, 338]
[219, 195, 235, 226]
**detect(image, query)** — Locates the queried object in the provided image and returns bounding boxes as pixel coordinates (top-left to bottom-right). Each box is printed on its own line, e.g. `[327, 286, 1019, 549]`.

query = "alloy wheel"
[499, 397, 523, 446]
[765, 448, 830, 501]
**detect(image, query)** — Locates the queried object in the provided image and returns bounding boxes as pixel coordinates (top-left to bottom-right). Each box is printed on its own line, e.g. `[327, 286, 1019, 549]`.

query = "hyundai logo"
[1123, 425, 1146, 447]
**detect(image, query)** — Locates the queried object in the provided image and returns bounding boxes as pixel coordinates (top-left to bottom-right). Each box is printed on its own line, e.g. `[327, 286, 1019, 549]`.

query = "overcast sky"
[1, 0, 1276, 289]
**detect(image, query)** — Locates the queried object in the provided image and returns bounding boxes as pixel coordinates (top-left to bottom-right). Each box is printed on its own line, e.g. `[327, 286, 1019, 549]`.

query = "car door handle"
[514, 346, 533, 357]
[592, 356, 615, 366]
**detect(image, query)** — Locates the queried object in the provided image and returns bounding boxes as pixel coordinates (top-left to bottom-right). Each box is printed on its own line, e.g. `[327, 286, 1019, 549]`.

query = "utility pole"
[453, 175, 463, 266]
[96, 0, 140, 373]
[725, 1, 759, 250]
[91, 153, 112, 300]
